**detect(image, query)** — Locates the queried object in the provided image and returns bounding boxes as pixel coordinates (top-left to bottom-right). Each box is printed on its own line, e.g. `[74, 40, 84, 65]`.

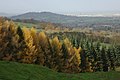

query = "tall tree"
[21, 27, 37, 63]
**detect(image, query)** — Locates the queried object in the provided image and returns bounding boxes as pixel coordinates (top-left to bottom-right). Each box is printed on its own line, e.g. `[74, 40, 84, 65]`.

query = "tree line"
[0, 18, 120, 73]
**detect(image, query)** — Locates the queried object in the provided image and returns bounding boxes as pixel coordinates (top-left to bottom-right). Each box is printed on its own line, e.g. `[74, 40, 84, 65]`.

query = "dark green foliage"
[101, 47, 110, 71]
[49, 32, 120, 72]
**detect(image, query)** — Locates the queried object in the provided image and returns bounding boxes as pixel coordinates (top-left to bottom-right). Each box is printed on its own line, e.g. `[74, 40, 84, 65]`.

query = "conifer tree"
[0, 21, 19, 61]
[107, 47, 116, 71]
[61, 38, 81, 73]
[101, 47, 110, 71]
[50, 36, 63, 71]
[38, 32, 52, 68]
[21, 27, 37, 63]
[15, 26, 26, 61]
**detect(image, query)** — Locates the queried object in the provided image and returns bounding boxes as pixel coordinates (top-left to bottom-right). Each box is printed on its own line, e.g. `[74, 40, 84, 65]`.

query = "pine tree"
[90, 42, 98, 72]
[95, 42, 103, 71]
[15, 26, 26, 62]
[21, 27, 37, 63]
[50, 36, 63, 71]
[0, 21, 19, 61]
[107, 47, 116, 71]
[80, 48, 87, 72]
[61, 38, 81, 73]
[101, 47, 110, 71]
[38, 32, 52, 68]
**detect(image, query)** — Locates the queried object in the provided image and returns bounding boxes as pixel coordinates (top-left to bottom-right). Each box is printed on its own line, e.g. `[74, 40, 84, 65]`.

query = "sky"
[0, 0, 120, 14]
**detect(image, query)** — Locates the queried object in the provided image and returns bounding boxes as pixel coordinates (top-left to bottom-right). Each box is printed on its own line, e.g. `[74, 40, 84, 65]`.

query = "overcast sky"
[0, 0, 120, 14]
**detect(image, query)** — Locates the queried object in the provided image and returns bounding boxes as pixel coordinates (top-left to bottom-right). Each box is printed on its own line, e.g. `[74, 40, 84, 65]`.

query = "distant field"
[15, 22, 43, 32]
[0, 61, 120, 80]
[15, 22, 36, 28]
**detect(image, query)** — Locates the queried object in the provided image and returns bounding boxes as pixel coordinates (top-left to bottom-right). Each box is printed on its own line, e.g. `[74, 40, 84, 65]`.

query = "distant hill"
[11, 12, 79, 23]
[11, 12, 120, 27]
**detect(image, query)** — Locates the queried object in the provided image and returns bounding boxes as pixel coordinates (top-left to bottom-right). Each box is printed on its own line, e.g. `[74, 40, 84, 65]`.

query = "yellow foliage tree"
[21, 27, 37, 63]
[0, 20, 20, 61]
[38, 32, 52, 67]
[85, 57, 93, 72]
[50, 36, 63, 71]
[61, 38, 81, 73]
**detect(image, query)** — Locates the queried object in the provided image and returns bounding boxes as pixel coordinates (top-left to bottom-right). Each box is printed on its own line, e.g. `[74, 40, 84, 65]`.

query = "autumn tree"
[50, 36, 63, 71]
[0, 21, 20, 61]
[38, 32, 53, 68]
[20, 27, 37, 63]
[61, 38, 81, 73]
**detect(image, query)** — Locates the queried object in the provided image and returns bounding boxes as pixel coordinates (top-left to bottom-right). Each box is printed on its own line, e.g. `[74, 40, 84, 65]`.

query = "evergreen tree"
[101, 47, 110, 71]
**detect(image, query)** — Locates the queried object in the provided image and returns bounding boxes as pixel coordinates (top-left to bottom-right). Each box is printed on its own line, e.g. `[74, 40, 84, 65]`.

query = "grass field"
[15, 22, 36, 28]
[0, 61, 120, 80]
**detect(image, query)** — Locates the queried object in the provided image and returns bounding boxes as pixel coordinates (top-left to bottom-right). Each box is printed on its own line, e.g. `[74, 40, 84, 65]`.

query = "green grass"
[15, 22, 42, 32]
[15, 22, 36, 28]
[0, 61, 120, 80]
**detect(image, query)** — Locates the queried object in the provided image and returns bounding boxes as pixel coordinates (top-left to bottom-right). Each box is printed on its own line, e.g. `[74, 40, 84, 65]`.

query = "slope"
[0, 61, 120, 80]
